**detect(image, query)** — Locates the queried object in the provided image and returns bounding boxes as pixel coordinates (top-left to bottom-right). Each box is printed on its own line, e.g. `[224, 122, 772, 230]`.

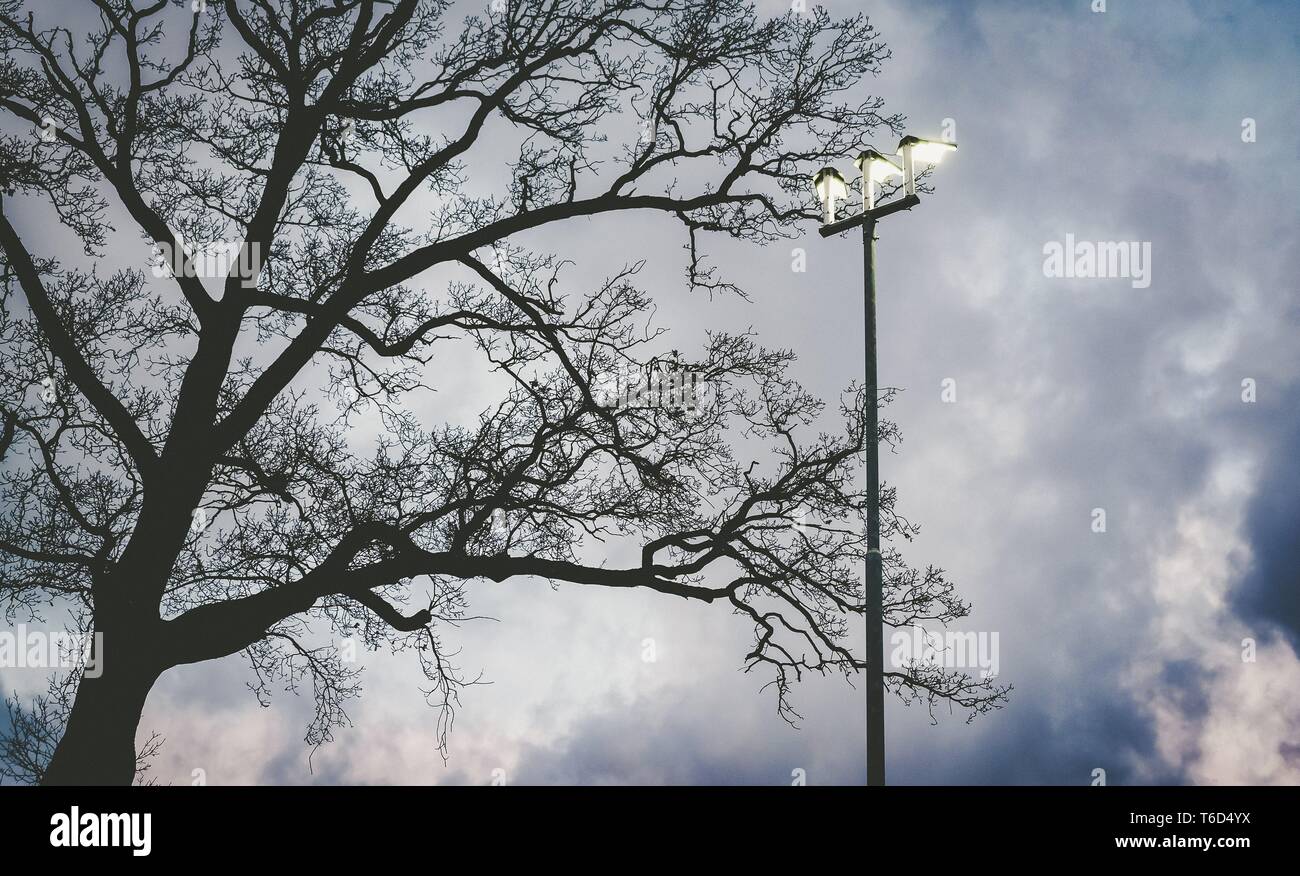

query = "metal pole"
[863, 217, 886, 786]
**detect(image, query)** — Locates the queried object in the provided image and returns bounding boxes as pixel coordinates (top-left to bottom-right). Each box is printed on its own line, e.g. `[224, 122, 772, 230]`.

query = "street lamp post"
[812, 136, 956, 787]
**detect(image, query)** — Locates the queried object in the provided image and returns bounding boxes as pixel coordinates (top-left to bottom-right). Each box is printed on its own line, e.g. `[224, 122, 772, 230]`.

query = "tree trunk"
[40, 657, 160, 786]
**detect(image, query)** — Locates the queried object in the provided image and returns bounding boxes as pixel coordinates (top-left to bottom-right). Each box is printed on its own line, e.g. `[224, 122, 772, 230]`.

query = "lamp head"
[811, 166, 848, 224]
[895, 135, 958, 164]
[854, 149, 904, 184]
[895, 135, 957, 195]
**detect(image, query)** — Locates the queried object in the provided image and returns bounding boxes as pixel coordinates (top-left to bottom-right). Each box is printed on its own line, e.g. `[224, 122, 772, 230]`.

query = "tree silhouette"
[0, 0, 1007, 785]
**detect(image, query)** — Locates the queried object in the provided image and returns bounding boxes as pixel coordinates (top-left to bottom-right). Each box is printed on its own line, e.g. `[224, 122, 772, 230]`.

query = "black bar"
[0, 785, 1289, 861]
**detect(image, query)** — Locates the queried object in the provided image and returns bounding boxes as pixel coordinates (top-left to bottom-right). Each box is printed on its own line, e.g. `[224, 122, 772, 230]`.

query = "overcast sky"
[3, 0, 1298, 786]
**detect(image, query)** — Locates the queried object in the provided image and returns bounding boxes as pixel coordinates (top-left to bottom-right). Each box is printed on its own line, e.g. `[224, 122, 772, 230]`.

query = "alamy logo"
[890, 626, 1000, 679]
[593, 358, 701, 412]
[1042, 233, 1151, 289]
[150, 234, 262, 287]
[0, 625, 103, 678]
[49, 807, 151, 857]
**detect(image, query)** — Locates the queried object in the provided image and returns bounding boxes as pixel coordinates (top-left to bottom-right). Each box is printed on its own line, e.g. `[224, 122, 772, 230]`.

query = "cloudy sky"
[3, 0, 1298, 786]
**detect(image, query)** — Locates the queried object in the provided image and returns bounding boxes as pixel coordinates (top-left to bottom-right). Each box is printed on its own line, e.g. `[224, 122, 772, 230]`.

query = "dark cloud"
[509, 679, 1189, 786]
[1229, 392, 1300, 653]
[512, 689, 866, 786]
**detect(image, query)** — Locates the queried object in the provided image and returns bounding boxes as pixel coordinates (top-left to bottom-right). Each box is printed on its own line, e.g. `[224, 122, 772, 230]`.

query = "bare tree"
[0, 0, 1007, 785]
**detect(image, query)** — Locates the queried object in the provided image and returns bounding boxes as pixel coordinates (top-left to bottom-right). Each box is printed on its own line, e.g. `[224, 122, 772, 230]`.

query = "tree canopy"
[0, 0, 1007, 784]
